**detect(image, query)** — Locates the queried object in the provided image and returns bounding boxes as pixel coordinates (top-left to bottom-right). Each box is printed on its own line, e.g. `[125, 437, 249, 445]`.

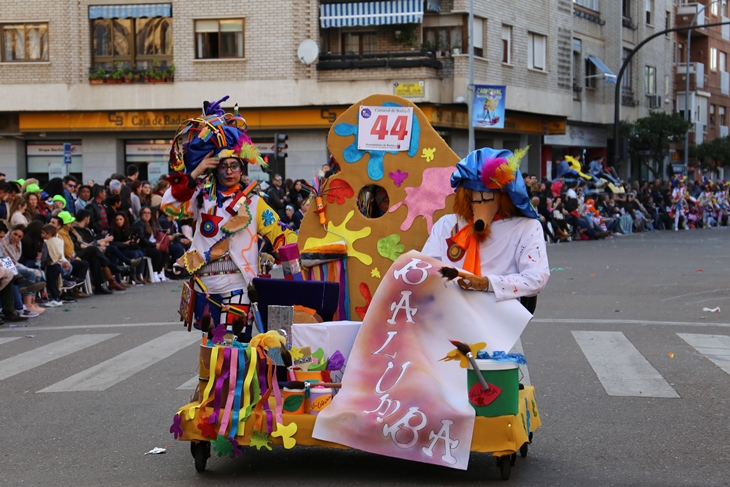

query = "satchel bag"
[155, 231, 171, 253]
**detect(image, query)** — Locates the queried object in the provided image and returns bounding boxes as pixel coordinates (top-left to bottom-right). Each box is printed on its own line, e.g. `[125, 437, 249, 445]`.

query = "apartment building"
[0, 0, 673, 184]
[674, 0, 730, 179]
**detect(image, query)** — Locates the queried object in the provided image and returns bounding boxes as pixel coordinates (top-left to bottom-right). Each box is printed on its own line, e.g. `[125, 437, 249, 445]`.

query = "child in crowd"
[40, 224, 66, 307]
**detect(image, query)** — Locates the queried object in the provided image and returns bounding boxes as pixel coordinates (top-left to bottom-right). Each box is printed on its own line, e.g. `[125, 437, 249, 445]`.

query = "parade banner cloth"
[312, 251, 532, 470]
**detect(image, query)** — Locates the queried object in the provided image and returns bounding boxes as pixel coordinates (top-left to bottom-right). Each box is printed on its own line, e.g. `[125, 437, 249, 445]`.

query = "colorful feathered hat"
[169, 95, 264, 175]
[450, 147, 538, 219]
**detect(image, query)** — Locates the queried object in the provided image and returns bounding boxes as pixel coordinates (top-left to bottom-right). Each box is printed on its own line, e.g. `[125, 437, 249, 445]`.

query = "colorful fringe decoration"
[303, 259, 350, 320]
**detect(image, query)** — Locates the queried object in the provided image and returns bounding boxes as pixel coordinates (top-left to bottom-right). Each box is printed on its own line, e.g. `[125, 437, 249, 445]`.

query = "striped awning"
[320, 0, 424, 28]
[88, 3, 171, 19]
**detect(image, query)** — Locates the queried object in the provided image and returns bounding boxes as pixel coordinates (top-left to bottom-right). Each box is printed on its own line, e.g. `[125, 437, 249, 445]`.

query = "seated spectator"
[291, 197, 311, 232]
[40, 224, 66, 307]
[49, 212, 91, 292]
[132, 207, 167, 282]
[8, 195, 29, 227]
[67, 210, 125, 294]
[111, 213, 145, 284]
[0, 224, 45, 315]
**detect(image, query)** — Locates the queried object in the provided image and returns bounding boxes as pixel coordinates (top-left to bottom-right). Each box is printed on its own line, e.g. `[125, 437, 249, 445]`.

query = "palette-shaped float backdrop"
[298, 94, 460, 320]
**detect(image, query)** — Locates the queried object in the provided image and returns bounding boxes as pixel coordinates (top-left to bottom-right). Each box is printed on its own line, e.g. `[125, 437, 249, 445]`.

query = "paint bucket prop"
[466, 359, 519, 417]
[308, 387, 333, 415]
[294, 369, 324, 382]
[282, 388, 306, 414]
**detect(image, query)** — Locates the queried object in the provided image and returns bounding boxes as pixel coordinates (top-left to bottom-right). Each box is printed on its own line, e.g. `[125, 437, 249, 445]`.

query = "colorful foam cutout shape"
[271, 422, 298, 449]
[298, 95, 461, 318]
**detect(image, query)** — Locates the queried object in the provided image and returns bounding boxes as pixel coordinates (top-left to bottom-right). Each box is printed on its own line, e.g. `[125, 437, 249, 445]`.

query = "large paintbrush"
[450, 339, 490, 391]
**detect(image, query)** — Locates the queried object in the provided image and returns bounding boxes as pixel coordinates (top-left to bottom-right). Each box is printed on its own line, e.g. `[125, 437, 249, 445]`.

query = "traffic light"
[274, 133, 288, 162]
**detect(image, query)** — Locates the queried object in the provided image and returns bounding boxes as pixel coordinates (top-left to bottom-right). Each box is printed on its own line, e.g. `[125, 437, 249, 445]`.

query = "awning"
[320, 0, 424, 28]
[89, 3, 171, 19]
[586, 55, 617, 84]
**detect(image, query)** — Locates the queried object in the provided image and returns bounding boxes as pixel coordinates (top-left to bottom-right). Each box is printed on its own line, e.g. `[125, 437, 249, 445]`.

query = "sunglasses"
[274, 178, 282, 182]
[67, 184, 77, 189]
[217, 161, 242, 173]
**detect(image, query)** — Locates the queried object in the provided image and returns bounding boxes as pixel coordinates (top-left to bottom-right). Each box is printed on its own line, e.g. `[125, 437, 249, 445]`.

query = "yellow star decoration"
[371, 268, 381, 279]
[290, 346, 303, 361]
[439, 342, 487, 368]
[304, 210, 373, 265]
[421, 147, 436, 163]
[271, 421, 298, 449]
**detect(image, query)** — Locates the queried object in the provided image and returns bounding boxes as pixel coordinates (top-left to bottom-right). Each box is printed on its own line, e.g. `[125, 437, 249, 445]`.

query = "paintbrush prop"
[279, 380, 342, 389]
[439, 267, 489, 291]
[448, 340, 489, 392]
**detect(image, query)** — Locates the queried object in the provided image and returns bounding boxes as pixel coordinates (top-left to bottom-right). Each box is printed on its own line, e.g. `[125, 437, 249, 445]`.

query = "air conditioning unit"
[648, 94, 662, 108]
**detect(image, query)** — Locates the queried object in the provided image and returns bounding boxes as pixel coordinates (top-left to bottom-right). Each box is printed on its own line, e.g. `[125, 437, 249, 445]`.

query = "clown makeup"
[217, 158, 243, 188]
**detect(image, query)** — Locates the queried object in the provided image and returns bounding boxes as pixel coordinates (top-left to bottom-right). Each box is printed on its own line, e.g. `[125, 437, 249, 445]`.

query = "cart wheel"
[519, 442, 529, 458]
[498, 455, 511, 480]
[510, 453, 517, 466]
[193, 441, 211, 473]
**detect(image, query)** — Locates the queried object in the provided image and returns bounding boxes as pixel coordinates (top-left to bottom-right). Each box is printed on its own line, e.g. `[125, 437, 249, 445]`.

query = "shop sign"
[393, 81, 424, 98]
[544, 125, 607, 148]
[126, 143, 170, 156]
[27, 143, 82, 156]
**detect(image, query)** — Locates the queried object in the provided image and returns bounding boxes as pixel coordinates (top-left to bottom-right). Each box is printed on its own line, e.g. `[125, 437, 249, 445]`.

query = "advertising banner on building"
[472, 85, 506, 129]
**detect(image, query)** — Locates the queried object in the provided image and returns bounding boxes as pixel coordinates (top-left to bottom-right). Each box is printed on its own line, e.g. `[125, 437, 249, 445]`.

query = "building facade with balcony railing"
[0, 0, 673, 183]
[674, 0, 730, 171]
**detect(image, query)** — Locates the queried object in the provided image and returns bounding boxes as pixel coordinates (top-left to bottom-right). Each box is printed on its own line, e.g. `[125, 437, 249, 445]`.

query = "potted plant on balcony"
[146, 59, 167, 83]
[122, 66, 133, 83]
[394, 25, 418, 50]
[165, 63, 175, 82]
[107, 62, 123, 84]
[88, 67, 106, 85]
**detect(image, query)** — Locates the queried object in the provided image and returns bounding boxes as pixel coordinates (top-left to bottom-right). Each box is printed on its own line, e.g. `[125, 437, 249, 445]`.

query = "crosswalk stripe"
[0, 334, 118, 381]
[677, 333, 730, 376]
[0, 337, 22, 346]
[572, 331, 679, 398]
[177, 376, 199, 390]
[509, 338, 531, 386]
[38, 331, 200, 392]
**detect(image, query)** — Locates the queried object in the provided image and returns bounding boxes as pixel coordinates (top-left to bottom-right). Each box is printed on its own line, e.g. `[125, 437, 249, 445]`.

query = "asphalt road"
[1, 228, 729, 487]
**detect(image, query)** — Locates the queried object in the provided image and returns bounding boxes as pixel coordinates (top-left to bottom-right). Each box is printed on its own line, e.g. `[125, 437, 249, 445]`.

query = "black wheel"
[498, 455, 511, 480]
[193, 441, 210, 473]
[510, 453, 517, 466]
[519, 442, 529, 458]
[189, 442, 196, 459]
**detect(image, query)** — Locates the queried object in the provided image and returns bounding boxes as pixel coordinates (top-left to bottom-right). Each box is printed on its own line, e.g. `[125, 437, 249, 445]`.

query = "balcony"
[675, 2, 710, 36]
[317, 51, 442, 71]
[676, 62, 705, 89]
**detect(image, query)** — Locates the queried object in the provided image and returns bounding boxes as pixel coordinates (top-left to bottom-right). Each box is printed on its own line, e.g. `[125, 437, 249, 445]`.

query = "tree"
[692, 136, 730, 175]
[619, 112, 693, 179]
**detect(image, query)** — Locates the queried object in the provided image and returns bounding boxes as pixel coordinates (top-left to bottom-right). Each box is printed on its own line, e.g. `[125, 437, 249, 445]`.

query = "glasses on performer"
[217, 161, 243, 173]
[471, 191, 496, 204]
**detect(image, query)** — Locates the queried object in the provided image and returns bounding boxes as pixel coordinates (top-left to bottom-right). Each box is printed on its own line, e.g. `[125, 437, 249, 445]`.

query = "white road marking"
[572, 331, 679, 398]
[0, 322, 179, 333]
[0, 337, 22, 346]
[0, 334, 118, 381]
[509, 338, 531, 386]
[177, 376, 200, 390]
[38, 331, 200, 392]
[533, 318, 730, 328]
[678, 333, 730, 376]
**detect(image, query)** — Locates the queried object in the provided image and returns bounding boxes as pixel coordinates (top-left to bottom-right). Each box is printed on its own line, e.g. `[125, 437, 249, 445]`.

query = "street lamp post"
[684, 0, 720, 173]
[612, 20, 730, 171]
[467, 0, 475, 153]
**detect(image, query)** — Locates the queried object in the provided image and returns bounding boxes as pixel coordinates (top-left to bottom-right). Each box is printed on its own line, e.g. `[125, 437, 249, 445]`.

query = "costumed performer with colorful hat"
[422, 147, 550, 312]
[161, 96, 297, 329]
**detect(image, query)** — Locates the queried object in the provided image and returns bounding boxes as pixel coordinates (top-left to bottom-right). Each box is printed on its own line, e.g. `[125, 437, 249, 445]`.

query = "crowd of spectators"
[0, 165, 193, 325]
[526, 167, 729, 244]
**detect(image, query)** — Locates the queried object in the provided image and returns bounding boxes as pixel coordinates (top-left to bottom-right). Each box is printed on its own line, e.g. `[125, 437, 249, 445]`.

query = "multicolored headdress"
[450, 147, 538, 219]
[169, 95, 264, 175]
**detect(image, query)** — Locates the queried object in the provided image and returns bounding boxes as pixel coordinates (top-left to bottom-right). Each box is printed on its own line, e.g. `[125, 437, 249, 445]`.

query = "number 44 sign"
[358, 106, 414, 152]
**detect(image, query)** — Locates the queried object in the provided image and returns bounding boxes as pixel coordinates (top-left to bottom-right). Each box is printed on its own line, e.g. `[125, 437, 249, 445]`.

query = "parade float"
[169, 94, 543, 481]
